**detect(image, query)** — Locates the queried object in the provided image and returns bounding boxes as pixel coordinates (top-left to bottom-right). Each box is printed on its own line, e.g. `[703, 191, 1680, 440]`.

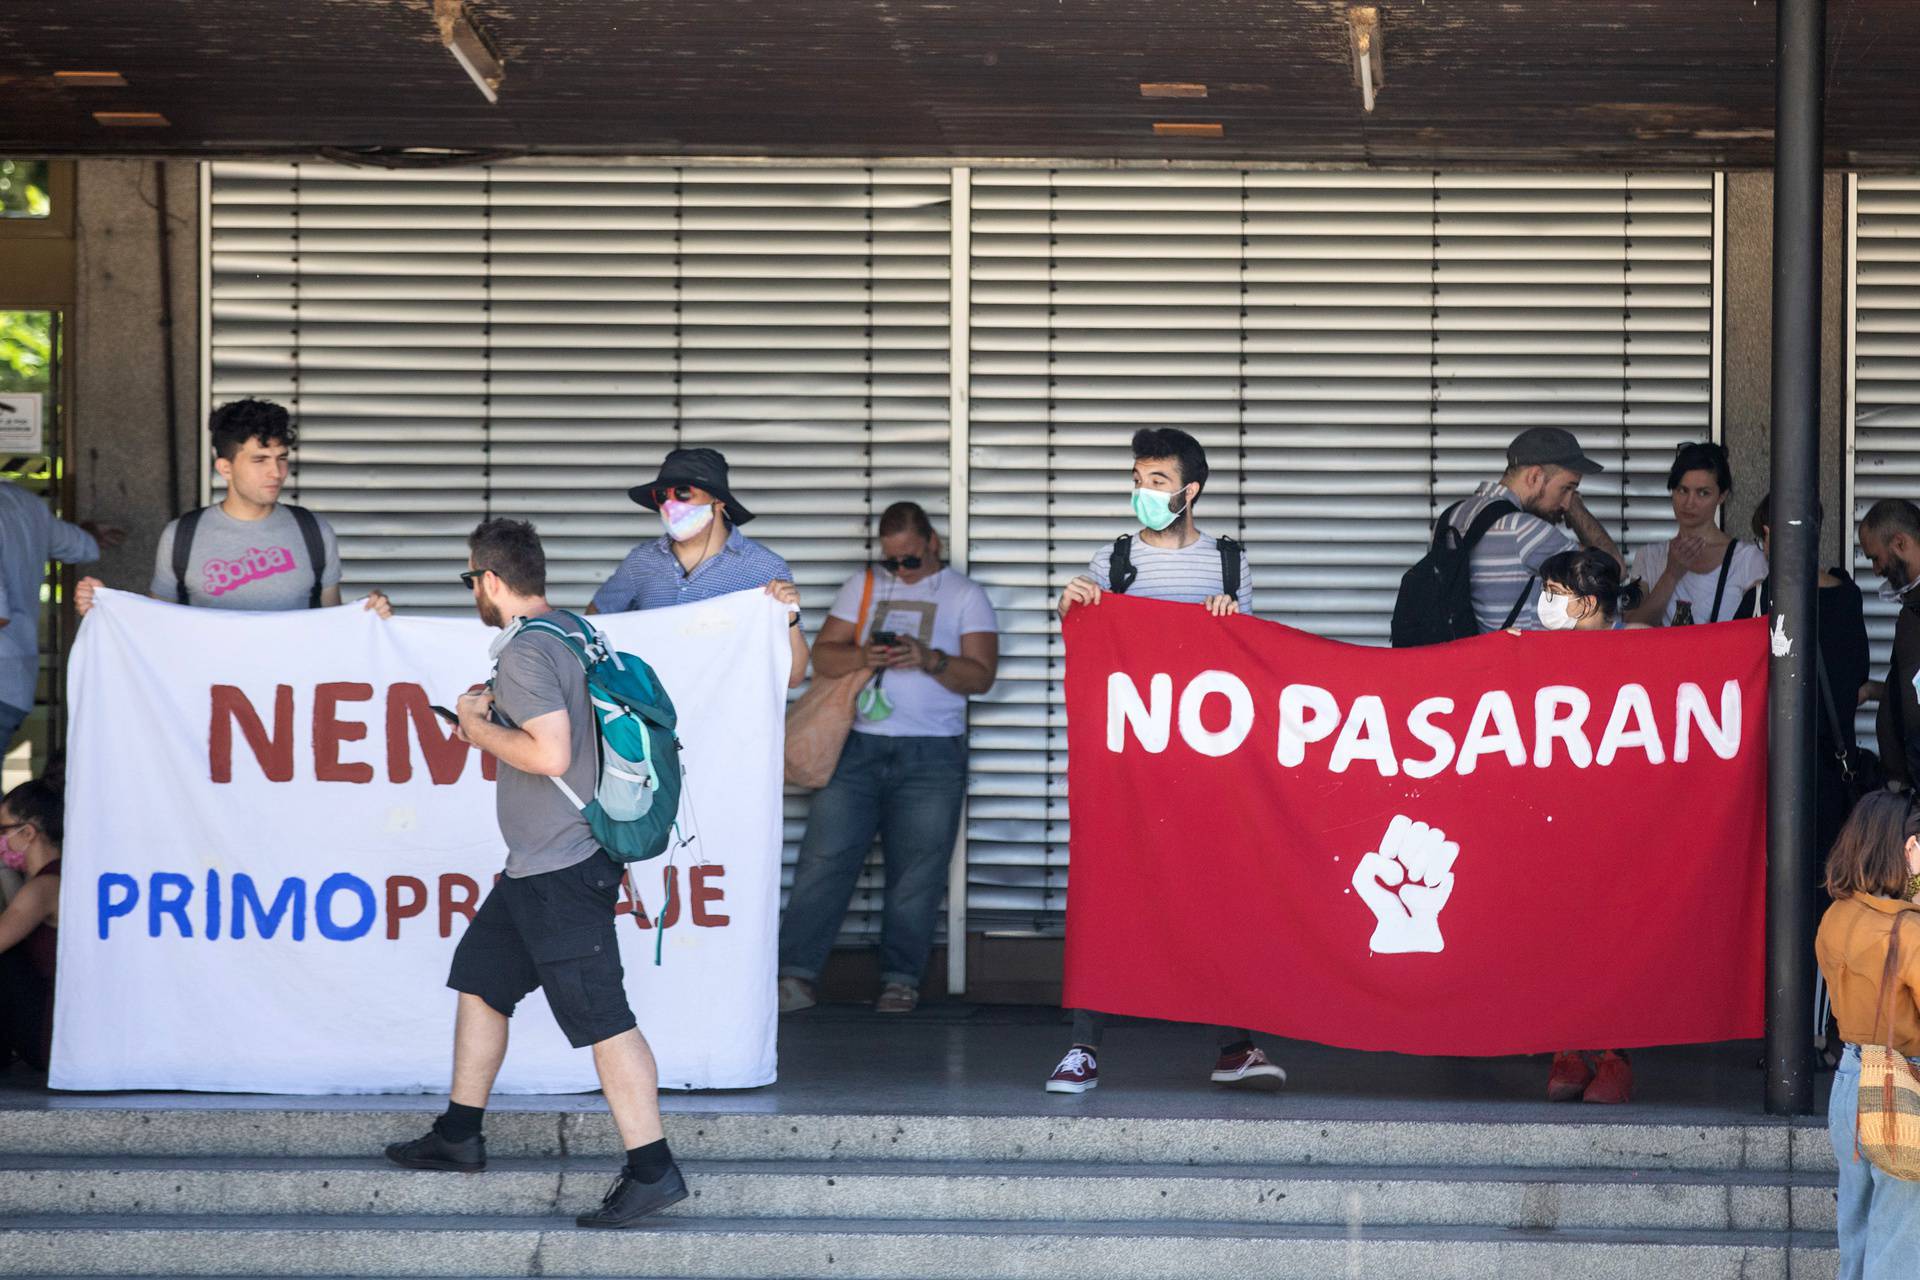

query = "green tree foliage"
[0, 311, 52, 395]
[0, 159, 50, 218]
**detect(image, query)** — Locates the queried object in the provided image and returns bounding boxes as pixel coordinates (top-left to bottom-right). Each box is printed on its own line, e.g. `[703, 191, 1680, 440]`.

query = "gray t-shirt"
[493, 619, 602, 879]
[150, 504, 343, 610]
[1088, 532, 1254, 612]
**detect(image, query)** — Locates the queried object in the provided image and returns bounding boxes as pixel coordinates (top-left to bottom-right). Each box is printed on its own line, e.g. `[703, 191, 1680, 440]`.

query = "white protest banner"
[52, 588, 789, 1093]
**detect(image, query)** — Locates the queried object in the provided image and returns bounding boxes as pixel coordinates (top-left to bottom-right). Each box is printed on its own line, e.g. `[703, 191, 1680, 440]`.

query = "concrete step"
[0, 1154, 1842, 1232]
[0, 1214, 1842, 1280]
[0, 1106, 1839, 1174]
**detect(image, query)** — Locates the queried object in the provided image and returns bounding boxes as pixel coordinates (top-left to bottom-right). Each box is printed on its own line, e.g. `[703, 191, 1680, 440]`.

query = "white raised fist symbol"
[1352, 815, 1459, 955]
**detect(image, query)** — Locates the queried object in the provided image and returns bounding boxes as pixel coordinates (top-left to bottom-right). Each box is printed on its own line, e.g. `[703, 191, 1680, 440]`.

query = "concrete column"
[71, 159, 201, 594]
[1721, 171, 1848, 565]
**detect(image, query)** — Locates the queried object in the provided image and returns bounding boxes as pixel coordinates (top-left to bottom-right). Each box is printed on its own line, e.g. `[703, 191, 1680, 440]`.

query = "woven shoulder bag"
[1858, 905, 1920, 1180]
[783, 568, 876, 789]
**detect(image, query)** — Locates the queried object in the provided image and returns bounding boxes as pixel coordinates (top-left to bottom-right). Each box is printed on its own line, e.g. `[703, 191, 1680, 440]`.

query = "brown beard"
[475, 583, 505, 630]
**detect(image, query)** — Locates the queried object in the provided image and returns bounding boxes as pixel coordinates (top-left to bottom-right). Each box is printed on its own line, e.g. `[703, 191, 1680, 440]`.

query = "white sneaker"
[1045, 1046, 1099, 1094]
[777, 976, 817, 1014]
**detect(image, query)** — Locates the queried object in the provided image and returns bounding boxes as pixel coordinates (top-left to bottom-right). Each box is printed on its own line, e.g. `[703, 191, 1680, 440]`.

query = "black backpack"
[171, 503, 330, 608]
[1390, 500, 1532, 647]
[1109, 533, 1243, 601]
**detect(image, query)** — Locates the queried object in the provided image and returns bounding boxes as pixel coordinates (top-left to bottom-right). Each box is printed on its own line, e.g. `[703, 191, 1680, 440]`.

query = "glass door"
[1, 307, 66, 790]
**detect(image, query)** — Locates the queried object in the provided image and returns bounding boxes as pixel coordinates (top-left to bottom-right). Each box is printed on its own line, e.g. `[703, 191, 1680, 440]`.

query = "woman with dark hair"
[1816, 790, 1920, 1277]
[0, 778, 62, 1071]
[1528, 548, 1643, 1100]
[1626, 442, 1767, 626]
[1533, 547, 1644, 632]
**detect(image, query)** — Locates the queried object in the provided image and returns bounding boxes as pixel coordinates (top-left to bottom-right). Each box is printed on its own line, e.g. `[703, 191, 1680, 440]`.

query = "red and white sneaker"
[1582, 1051, 1634, 1105]
[1547, 1051, 1595, 1102]
[1045, 1046, 1099, 1094]
[1211, 1045, 1287, 1090]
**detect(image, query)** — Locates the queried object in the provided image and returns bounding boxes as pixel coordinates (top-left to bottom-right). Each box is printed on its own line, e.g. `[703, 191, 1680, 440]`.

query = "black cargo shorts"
[446, 848, 637, 1049]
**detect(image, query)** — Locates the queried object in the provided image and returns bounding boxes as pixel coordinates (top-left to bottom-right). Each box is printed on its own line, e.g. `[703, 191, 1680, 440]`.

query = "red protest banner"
[1062, 596, 1769, 1056]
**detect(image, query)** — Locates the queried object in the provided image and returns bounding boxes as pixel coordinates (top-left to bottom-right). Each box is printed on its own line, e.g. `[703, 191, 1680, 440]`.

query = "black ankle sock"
[1219, 1039, 1254, 1057]
[625, 1138, 673, 1181]
[434, 1101, 486, 1143]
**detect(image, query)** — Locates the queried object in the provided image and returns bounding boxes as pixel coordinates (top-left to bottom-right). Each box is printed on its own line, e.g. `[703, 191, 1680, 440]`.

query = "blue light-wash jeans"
[1830, 1043, 1920, 1280]
[779, 732, 967, 991]
[0, 700, 26, 756]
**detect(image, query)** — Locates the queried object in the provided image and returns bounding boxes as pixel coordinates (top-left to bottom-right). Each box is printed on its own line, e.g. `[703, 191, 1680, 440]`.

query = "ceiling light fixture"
[434, 0, 505, 104]
[1154, 123, 1224, 138]
[92, 111, 169, 127]
[1348, 5, 1384, 113]
[1140, 83, 1207, 100]
[55, 71, 128, 88]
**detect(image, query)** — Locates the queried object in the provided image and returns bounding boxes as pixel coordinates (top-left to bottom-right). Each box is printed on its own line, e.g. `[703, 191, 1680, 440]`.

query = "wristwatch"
[928, 649, 951, 675]
[788, 613, 801, 628]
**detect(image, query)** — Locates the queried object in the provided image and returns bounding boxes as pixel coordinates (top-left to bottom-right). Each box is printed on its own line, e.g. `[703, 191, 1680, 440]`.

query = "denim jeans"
[779, 732, 967, 990]
[1829, 1044, 1920, 1280]
[0, 700, 26, 756]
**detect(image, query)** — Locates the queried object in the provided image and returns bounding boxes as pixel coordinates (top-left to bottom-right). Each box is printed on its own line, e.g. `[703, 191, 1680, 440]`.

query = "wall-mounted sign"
[0, 393, 43, 455]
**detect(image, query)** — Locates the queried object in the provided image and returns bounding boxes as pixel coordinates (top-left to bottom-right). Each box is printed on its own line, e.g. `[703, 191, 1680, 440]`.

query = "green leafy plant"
[0, 158, 50, 218]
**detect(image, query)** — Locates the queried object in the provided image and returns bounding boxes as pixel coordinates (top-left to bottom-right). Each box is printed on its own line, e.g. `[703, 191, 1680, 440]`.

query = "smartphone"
[429, 704, 460, 724]
[870, 630, 898, 647]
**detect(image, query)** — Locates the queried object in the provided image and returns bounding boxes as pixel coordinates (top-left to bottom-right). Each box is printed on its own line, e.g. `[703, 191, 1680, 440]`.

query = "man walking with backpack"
[384, 518, 686, 1230]
[1048, 427, 1284, 1095]
[1393, 427, 1622, 645]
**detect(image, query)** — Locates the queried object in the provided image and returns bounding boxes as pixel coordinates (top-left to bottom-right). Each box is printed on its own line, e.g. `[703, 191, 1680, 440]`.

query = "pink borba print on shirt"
[203, 546, 299, 597]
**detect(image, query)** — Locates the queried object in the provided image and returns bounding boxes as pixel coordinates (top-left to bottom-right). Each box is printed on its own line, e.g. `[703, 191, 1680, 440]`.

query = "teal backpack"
[515, 610, 685, 867]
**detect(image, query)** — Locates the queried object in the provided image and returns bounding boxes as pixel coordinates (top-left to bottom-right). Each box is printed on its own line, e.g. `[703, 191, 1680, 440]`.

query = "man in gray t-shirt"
[388, 517, 690, 1231]
[76, 398, 389, 619]
[491, 620, 601, 878]
[149, 503, 344, 611]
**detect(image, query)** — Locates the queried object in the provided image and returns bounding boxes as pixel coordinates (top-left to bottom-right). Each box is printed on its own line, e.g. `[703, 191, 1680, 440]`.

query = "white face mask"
[1535, 591, 1579, 631]
[662, 499, 716, 544]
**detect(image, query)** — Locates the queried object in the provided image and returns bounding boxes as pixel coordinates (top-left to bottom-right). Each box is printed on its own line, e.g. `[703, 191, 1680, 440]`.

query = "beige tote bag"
[783, 568, 875, 789]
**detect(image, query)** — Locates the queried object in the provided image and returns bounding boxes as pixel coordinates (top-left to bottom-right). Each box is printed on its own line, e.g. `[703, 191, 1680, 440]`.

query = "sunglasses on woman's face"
[879, 555, 924, 573]
[650, 485, 698, 506]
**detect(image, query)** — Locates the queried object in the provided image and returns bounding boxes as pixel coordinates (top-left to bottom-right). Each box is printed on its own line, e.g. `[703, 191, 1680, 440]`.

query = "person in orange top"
[1815, 789, 1920, 1280]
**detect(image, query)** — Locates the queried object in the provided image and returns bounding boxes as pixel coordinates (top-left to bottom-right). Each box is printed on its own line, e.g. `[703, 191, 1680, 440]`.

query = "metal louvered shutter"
[963, 169, 1719, 935]
[208, 160, 955, 940]
[1851, 175, 1920, 735]
[208, 161, 952, 610]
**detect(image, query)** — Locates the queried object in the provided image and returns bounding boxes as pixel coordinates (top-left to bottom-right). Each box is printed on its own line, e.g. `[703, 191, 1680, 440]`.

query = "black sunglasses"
[459, 570, 483, 589]
[878, 555, 924, 573]
[650, 485, 698, 506]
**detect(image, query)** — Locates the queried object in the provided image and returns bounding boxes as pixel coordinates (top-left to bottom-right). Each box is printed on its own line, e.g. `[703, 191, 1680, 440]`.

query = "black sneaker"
[575, 1163, 689, 1228]
[384, 1126, 486, 1172]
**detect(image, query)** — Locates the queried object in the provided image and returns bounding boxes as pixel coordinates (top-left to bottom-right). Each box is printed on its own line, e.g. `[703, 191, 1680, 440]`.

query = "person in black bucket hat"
[589, 446, 809, 686]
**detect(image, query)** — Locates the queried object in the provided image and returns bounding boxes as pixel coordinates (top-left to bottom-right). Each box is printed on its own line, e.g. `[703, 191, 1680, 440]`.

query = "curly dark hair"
[1131, 427, 1210, 493]
[209, 399, 296, 462]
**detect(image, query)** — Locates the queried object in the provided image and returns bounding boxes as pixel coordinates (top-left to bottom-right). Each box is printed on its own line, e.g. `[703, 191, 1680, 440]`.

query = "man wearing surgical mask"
[1862, 498, 1920, 788]
[588, 446, 808, 687]
[1050, 427, 1281, 1097]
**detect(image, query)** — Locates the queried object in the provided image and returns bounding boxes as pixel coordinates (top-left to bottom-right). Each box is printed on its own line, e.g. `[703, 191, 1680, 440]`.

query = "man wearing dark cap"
[588, 446, 808, 686]
[1446, 427, 1623, 634]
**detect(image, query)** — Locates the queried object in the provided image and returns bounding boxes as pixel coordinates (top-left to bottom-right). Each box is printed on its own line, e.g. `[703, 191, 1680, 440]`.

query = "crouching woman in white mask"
[1524, 546, 1647, 1101]
[1534, 547, 1646, 635]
